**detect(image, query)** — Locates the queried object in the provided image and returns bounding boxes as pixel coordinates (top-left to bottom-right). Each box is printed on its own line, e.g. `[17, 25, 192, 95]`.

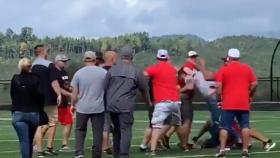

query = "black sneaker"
[45, 147, 58, 156]
[37, 152, 45, 158]
[215, 150, 226, 158]
[103, 148, 113, 155]
[241, 151, 250, 158]
[192, 136, 199, 143]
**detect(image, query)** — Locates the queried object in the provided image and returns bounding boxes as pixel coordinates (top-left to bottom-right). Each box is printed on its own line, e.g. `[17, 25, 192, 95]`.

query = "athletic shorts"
[58, 106, 74, 125]
[180, 94, 193, 123]
[151, 101, 181, 128]
[220, 110, 250, 131]
[148, 106, 154, 128]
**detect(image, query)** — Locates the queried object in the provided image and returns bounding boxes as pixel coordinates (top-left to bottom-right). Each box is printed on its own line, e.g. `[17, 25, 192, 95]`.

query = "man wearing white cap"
[144, 49, 182, 156]
[71, 51, 107, 158]
[215, 48, 257, 158]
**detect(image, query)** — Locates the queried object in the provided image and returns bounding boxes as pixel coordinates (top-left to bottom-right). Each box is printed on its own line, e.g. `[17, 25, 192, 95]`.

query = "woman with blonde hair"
[11, 57, 43, 158]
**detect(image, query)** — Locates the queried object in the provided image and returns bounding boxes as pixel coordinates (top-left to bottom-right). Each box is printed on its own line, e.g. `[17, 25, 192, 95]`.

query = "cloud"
[0, 0, 279, 40]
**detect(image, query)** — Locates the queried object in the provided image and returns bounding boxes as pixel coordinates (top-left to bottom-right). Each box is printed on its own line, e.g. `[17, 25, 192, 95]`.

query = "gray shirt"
[71, 65, 107, 114]
[105, 61, 148, 112]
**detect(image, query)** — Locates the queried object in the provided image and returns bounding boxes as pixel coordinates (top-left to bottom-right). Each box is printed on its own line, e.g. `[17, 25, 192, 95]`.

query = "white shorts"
[151, 101, 181, 128]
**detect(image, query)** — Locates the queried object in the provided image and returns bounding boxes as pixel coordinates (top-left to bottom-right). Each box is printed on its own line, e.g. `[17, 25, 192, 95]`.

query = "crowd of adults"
[10, 44, 276, 158]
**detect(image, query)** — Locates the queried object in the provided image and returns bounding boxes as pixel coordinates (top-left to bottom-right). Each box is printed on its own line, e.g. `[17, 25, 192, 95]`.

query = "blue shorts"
[207, 99, 221, 125]
[220, 110, 250, 131]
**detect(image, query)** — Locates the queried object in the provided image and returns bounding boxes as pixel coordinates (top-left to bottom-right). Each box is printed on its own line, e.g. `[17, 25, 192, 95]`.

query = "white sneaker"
[59, 145, 71, 152]
[264, 140, 276, 151]
[75, 155, 84, 158]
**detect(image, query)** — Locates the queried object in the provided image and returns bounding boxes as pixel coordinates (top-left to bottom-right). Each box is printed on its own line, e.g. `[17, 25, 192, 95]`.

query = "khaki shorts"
[44, 105, 58, 126]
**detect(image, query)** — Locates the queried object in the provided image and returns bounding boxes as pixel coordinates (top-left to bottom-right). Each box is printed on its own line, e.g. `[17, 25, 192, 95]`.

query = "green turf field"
[0, 111, 279, 158]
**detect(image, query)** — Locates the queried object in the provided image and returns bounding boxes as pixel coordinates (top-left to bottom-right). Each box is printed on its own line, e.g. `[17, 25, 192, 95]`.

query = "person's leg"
[62, 125, 72, 146]
[178, 95, 193, 149]
[192, 119, 212, 143]
[236, 111, 250, 154]
[102, 112, 112, 153]
[110, 112, 121, 157]
[75, 112, 89, 156]
[27, 113, 40, 158]
[12, 112, 37, 158]
[90, 113, 105, 158]
[249, 128, 276, 151]
[45, 106, 58, 154]
[34, 125, 49, 155]
[140, 127, 152, 150]
[118, 112, 134, 158]
[150, 125, 171, 152]
[217, 110, 234, 157]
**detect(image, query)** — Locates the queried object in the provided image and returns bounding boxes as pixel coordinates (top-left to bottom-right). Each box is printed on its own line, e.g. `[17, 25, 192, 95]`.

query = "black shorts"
[180, 94, 193, 123]
[39, 111, 49, 126]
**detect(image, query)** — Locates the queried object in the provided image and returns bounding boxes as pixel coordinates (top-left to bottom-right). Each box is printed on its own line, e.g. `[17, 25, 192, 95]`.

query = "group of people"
[10, 44, 276, 158]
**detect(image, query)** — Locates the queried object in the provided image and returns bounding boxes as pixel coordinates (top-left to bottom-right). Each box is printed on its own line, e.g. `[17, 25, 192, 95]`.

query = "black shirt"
[32, 58, 57, 105]
[10, 72, 43, 112]
[49, 66, 70, 106]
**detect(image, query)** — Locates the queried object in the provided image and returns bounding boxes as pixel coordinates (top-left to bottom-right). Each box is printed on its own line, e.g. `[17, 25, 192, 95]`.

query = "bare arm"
[51, 80, 62, 105]
[249, 81, 258, 98]
[71, 86, 79, 107]
[196, 58, 216, 81]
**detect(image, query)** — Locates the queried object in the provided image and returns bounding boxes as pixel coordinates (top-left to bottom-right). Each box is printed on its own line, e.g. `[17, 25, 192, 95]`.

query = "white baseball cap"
[54, 54, 70, 62]
[157, 49, 168, 59]
[227, 48, 240, 58]
[188, 51, 198, 57]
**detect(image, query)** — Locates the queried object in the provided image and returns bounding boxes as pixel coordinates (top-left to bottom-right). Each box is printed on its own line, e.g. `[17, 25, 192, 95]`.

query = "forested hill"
[0, 27, 280, 79]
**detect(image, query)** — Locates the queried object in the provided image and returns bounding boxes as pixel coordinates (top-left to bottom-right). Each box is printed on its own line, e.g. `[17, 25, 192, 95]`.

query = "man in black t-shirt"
[50, 54, 73, 152]
[32, 44, 60, 156]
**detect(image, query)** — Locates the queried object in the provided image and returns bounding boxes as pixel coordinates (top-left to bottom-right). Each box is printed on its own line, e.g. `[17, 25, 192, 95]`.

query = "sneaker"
[59, 145, 71, 152]
[103, 148, 113, 155]
[192, 136, 199, 143]
[264, 139, 276, 151]
[139, 145, 148, 152]
[145, 150, 156, 157]
[161, 135, 170, 149]
[177, 143, 189, 152]
[75, 155, 84, 158]
[241, 151, 250, 158]
[45, 147, 58, 156]
[37, 152, 45, 158]
[215, 150, 226, 158]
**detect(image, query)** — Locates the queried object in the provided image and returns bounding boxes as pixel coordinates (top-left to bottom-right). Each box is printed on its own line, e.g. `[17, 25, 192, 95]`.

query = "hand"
[57, 95, 62, 106]
[70, 105, 76, 114]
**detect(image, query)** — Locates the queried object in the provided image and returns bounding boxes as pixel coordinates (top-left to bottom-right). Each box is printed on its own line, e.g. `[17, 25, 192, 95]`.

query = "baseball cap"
[227, 48, 240, 58]
[157, 49, 168, 59]
[54, 54, 70, 62]
[188, 51, 198, 57]
[120, 45, 133, 59]
[83, 51, 96, 61]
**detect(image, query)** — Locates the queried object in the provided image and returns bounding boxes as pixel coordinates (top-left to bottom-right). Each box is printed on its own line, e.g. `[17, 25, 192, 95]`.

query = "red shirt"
[145, 61, 180, 103]
[216, 61, 257, 111]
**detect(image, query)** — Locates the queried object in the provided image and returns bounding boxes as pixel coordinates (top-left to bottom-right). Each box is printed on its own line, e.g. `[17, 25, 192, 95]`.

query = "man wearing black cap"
[105, 45, 150, 158]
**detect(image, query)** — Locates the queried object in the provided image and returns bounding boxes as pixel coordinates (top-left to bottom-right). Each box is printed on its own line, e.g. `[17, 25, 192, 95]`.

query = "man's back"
[32, 57, 56, 105]
[217, 61, 256, 110]
[106, 62, 147, 112]
[71, 65, 107, 114]
[145, 61, 179, 103]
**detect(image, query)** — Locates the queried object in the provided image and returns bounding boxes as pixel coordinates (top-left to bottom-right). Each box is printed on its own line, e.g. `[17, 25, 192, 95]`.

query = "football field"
[0, 111, 279, 158]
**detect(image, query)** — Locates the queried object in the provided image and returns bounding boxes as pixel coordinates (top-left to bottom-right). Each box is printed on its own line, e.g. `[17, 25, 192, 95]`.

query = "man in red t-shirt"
[215, 48, 257, 158]
[144, 49, 182, 156]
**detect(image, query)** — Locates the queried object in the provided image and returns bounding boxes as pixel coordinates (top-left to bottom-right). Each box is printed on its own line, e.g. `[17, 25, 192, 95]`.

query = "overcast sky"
[0, 0, 279, 40]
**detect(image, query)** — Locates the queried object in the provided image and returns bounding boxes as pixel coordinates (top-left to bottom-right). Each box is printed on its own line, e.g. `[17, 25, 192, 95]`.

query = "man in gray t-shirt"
[71, 51, 107, 158]
[105, 45, 150, 158]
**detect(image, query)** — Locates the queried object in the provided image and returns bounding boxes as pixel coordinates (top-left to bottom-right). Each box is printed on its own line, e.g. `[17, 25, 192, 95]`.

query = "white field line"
[155, 150, 280, 158]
